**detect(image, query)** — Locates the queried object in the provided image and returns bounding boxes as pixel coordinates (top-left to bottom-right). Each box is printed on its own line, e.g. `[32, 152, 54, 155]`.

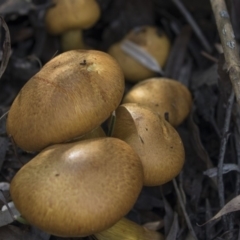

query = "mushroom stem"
[94, 217, 164, 240]
[61, 29, 85, 51]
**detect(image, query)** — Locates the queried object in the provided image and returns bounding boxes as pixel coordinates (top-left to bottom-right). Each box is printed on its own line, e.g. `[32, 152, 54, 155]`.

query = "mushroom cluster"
[114, 77, 192, 187]
[7, 48, 191, 238]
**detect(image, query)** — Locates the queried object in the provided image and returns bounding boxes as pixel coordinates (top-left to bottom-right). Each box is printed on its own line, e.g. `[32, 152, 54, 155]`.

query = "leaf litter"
[1, 0, 240, 239]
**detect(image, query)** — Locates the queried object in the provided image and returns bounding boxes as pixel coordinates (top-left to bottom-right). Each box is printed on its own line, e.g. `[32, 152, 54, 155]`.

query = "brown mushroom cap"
[123, 78, 192, 126]
[95, 217, 165, 240]
[108, 26, 171, 82]
[112, 103, 185, 186]
[45, 0, 101, 35]
[6, 50, 125, 152]
[10, 137, 144, 237]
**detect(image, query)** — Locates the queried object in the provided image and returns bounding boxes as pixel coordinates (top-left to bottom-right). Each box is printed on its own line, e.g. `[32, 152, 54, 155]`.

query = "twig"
[217, 89, 234, 231]
[0, 16, 11, 80]
[171, 0, 212, 52]
[210, 0, 240, 108]
[0, 110, 8, 121]
[233, 100, 240, 195]
[201, 51, 219, 63]
[173, 178, 198, 240]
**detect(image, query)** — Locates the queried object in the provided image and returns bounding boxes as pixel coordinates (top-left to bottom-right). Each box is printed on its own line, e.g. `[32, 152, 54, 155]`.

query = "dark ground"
[0, 0, 240, 239]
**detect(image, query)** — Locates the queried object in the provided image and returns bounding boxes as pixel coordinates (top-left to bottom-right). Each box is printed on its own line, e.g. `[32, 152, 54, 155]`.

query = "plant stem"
[210, 0, 240, 108]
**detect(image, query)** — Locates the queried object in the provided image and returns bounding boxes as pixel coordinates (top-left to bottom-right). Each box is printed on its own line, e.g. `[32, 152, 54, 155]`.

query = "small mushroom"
[95, 217, 165, 240]
[123, 77, 192, 126]
[10, 137, 144, 237]
[108, 26, 171, 82]
[45, 0, 101, 51]
[7, 50, 125, 152]
[112, 103, 185, 186]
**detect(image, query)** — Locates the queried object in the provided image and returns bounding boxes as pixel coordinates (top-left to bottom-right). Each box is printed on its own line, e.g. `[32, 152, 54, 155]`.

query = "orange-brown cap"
[123, 78, 192, 126]
[45, 0, 101, 35]
[7, 50, 124, 152]
[112, 103, 185, 186]
[10, 137, 144, 237]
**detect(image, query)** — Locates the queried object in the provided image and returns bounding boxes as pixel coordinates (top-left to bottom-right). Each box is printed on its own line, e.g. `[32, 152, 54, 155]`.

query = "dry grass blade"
[0, 16, 11, 80]
[171, 0, 212, 52]
[217, 89, 234, 231]
[173, 178, 198, 240]
[203, 163, 240, 178]
[142, 221, 163, 231]
[205, 199, 215, 240]
[161, 190, 174, 236]
[165, 212, 179, 240]
[204, 195, 240, 224]
[164, 25, 191, 81]
[121, 39, 163, 74]
[188, 112, 217, 186]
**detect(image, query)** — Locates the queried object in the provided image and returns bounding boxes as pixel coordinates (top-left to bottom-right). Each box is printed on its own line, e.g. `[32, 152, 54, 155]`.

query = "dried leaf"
[205, 199, 216, 239]
[162, 193, 174, 236]
[188, 113, 216, 173]
[205, 195, 240, 224]
[165, 212, 179, 240]
[0, 16, 11, 80]
[0, 202, 20, 227]
[142, 220, 163, 231]
[203, 164, 240, 178]
[121, 39, 163, 74]
[165, 25, 191, 80]
[0, 182, 10, 191]
[191, 64, 218, 90]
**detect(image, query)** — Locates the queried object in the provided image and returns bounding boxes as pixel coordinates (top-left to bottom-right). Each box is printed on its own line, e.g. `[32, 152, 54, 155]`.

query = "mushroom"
[45, 0, 101, 51]
[108, 26, 171, 82]
[112, 103, 185, 186]
[60, 29, 86, 51]
[10, 137, 144, 237]
[123, 77, 192, 126]
[95, 217, 164, 240]
[6, 50, 125, 152]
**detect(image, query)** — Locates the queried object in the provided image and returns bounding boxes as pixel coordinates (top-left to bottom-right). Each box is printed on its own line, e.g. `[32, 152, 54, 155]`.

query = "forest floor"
[1, 0, 240, 240]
